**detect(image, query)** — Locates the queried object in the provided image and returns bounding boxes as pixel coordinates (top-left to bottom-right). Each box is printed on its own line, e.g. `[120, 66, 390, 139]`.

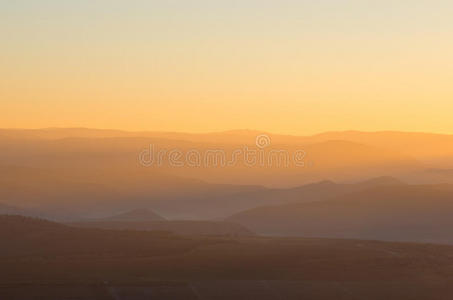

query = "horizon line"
[2, 126, 453, 138]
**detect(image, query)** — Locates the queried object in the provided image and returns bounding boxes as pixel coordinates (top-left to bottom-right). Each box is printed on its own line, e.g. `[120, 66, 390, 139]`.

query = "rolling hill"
[228, 184, 453, 244]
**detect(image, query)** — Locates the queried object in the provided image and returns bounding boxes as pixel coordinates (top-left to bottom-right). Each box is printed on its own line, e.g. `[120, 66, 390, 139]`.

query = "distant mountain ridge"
[0, 128, 433, 187]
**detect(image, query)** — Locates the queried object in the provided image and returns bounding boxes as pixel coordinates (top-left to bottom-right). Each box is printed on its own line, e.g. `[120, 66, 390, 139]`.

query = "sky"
[1, 0, 453, 135]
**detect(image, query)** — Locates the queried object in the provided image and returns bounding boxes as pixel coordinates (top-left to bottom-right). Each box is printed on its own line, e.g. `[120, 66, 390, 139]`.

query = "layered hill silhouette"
[4, 128, 453, 160]
[3, 128, 453, 224]
[0, 163, 409, 220]
[0, 164, 266, 219]
[228, 184, 453, 244]
[0, 128, 427, 187]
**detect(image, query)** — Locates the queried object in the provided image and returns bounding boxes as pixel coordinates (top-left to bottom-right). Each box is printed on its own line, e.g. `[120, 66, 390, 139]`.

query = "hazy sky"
[1, 0, 453, 134]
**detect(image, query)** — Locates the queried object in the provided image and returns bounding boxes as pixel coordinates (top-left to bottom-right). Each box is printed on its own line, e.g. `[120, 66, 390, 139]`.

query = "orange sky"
[1, 1, 453, 135]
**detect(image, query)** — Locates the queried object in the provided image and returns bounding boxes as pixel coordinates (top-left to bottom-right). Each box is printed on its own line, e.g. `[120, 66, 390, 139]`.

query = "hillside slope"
[228, 184, 453, 244]
[3, 216, 453, 299]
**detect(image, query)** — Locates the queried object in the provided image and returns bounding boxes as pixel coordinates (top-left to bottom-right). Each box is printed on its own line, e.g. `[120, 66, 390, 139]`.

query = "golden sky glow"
[1, 1, 453, 134]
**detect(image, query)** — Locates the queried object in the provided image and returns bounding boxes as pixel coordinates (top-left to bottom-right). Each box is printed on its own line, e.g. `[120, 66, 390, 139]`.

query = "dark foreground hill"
[3, 215, 453, 299]
[0, 215, 198, 258]
[228, 184, 453, 244]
